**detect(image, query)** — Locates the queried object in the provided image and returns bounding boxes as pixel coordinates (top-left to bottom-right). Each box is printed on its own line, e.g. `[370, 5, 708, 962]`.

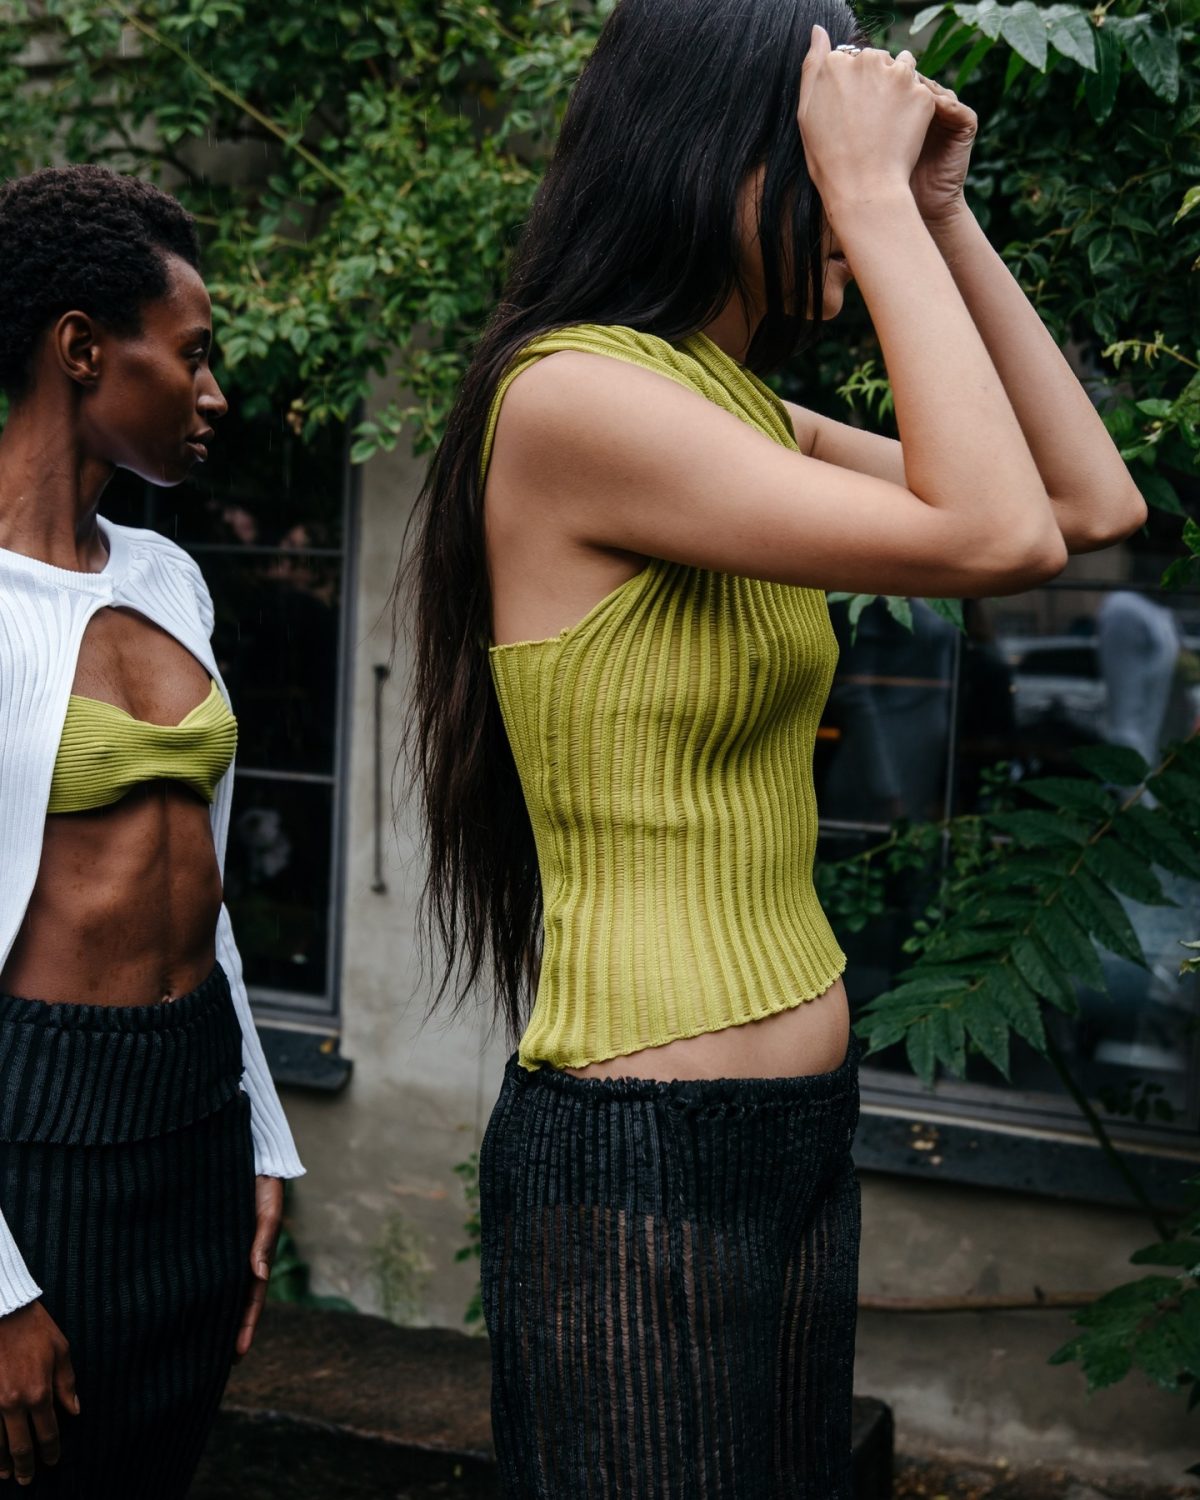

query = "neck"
[701, 290, 760, 366]
[0, 390, 113, 572]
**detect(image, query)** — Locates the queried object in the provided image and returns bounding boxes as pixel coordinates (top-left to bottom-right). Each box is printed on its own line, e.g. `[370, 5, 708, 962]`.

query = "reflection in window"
[101, 411, 350, 1018]
[817, 570, 1200, 1145]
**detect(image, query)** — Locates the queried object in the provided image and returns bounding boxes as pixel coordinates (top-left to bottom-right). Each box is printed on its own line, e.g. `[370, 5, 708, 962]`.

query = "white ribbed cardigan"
[0, 517, 305, 1316]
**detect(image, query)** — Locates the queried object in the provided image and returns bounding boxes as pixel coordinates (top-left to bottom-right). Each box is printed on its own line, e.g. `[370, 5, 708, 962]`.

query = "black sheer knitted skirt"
[0, 966, 256, 1498]
[480, 1032, 862, 1500]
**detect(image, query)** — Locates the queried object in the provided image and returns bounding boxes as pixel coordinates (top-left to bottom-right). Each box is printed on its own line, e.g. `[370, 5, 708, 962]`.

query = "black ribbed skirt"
[0, 965, 256, 1497]
[480, 1033, 863, 1500]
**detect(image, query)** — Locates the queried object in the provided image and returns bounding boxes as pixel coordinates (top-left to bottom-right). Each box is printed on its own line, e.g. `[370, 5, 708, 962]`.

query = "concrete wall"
[274, 397, 1195, 1486]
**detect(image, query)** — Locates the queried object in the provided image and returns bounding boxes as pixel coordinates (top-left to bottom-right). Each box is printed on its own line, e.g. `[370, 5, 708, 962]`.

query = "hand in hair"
[909, 74, 979, 226]
[798, 25, 936, 208]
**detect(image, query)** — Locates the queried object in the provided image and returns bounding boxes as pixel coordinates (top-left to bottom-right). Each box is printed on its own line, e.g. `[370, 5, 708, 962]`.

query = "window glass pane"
[204, 553, 341, 776]
[155, 413, 346, 550]
[224, 778, 333, 999]
[959, 588, 1200, 800]
[815, 599, 958, 827]
[822, 581, 1200, 1138]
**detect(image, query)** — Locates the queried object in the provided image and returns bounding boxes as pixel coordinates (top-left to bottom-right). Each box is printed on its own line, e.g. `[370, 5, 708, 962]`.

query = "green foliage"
[0, 0, 612, 458]
[453, 1152, 484, 1331]
[850, 734, 1200, 1089]
[371, 1209, 430, 1324]
[828, 0, 1199, 630]
[1051, 1177, 1200, 1411]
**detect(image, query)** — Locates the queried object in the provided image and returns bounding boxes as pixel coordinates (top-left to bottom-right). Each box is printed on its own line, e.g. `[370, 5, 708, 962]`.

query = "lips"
[186, 428, 215, 463]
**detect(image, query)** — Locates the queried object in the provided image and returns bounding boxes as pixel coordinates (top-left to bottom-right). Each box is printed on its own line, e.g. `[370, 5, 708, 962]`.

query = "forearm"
[927, 207, 1147, 551]
[830, 185, 1057, 554]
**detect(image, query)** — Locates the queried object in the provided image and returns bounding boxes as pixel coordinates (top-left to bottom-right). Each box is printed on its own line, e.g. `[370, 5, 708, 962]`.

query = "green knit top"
[48, 680, 238, 814]
[484, 324, 846, 1071]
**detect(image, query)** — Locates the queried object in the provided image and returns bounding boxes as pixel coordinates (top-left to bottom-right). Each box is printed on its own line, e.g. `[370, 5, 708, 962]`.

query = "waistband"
[502, 1029, 861, 1113]
[0, 965, 244, 1146]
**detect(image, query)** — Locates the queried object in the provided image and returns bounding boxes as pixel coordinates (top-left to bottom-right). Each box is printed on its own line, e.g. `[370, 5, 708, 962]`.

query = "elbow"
[1060, 486, 1149, 554]
[964, 516, 1068, 596]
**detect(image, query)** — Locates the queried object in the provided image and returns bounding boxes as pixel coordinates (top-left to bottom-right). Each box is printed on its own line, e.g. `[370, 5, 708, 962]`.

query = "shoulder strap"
[479, 324, 797, 483]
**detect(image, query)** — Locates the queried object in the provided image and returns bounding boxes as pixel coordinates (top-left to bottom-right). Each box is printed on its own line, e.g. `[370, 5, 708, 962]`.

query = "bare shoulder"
[493, 348, 741, 472]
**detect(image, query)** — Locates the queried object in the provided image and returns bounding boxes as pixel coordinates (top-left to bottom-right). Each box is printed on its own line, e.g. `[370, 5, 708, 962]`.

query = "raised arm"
[489, 34, 1066, 603]
[788, 72, 1146, 554]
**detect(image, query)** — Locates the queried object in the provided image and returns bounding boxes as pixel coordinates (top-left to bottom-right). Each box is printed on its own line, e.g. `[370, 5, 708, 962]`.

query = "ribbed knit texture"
[481, 1035, 863, 1498]
[0, 967, 256, 1497]
[48, 679, 237, 813]
[484, 326, 847, 1070]
[0, 518, 304, 1317]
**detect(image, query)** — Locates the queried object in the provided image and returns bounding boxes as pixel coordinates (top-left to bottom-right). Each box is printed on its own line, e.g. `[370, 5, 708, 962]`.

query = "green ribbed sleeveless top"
[485, 325, 846, 1071]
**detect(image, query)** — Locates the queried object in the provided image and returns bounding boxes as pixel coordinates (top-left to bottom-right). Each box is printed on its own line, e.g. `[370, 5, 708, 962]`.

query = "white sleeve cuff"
[216, 906, 306, 1181]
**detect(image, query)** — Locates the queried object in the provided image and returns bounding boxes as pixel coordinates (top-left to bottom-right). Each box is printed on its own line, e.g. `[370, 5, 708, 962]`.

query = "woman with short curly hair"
[0, 163, 303, 1496]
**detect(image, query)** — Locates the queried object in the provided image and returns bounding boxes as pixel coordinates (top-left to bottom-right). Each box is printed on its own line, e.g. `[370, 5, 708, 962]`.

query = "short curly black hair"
[0, 164, 200, 398]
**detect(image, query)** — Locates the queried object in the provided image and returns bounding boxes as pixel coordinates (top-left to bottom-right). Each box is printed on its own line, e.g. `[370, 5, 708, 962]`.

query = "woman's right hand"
[0, 1302, 78, 1485]
[798, 25, 936, 209]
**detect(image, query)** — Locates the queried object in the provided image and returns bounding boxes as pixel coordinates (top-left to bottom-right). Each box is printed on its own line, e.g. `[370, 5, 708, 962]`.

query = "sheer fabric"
[481, 1038, 862, 1498]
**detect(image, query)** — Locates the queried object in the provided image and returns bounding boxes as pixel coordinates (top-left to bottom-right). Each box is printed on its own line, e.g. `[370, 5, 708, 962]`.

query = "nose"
[199, 369, 229, 423]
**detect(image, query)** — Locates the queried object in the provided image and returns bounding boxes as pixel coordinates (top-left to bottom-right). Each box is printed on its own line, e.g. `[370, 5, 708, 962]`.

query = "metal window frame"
[141, 422, 360, 1030]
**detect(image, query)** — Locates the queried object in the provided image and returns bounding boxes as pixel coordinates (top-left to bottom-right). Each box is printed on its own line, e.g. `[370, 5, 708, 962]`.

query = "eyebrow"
[181, 326, 213, 350]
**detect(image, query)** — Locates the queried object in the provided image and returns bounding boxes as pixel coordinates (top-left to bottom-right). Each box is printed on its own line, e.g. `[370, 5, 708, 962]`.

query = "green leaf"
[1123, 22, 1180, 104]
[883, 595, 914, 632]
[1022, 777, 1113, 816]
[965, 0, 1005, 41]
[911, 3, 948, 34]
[906, 1015, 938, 1086]
[1137, 471, 1185, 517]
[1082, 841, 1170, 908]
[999, 1, 1048, 70]
[924, 597, 965, 631]
[1176, 186, 1200, 226]
[988, 809, 1089, 846]
[1032, 904, 1105, 990]
[1088, 232, 1114, 275]
[1063, 872, 1146, 966]
[961, 987, 1012, 1078]
[1072, 744, 1150, 787]
[1131, 1240, 1200, 1269]
[1012, 936, 1077, 1011]
[987, 965, 1046, 1052]
[954, 32, 996, 89]
[1085, 23, 1121, 122]
[1044, 6, 1096, 71]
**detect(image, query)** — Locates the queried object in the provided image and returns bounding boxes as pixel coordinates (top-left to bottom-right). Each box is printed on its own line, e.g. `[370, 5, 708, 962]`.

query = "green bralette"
[48, 679, 238, 814]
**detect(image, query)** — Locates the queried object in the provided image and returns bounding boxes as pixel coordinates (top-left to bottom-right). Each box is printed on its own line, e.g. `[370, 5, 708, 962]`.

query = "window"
[103, 412, 355, 1026]
[816, 528, 1200, 1191]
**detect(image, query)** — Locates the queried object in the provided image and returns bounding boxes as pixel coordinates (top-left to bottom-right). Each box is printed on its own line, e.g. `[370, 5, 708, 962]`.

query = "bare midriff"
[0, 782, 222, 1006]
[559, 973, 851, 1082]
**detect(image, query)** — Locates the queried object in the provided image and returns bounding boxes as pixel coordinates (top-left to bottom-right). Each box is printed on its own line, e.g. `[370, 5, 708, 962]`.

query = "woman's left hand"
[235, 1175, 284, 1361]
[909, 74, 978, 226]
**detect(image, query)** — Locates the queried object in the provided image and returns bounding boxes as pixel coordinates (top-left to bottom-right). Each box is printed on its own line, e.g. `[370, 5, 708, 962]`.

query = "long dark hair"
[406, 0, 864, 1038]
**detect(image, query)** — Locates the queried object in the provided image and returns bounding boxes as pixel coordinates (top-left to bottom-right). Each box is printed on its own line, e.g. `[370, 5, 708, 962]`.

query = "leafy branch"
[849, 736, 1200, 1237]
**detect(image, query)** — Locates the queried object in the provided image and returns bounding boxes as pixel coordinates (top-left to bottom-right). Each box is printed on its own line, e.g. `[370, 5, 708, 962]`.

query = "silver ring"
[834, 42, 864, 54]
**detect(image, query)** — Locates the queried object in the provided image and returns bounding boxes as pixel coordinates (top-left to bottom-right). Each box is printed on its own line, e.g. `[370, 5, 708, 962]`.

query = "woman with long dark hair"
[0, 164, 303, 1496]
[408, 1, 1146, 1493]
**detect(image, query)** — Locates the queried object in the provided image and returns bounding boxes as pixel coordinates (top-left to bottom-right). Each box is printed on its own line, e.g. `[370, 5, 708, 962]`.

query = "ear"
[53, 311, 102, 389]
